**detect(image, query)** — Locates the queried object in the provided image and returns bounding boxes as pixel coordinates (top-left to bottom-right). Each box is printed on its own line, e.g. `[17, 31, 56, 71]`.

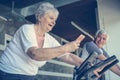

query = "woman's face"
[39, 11, 58, 32]
[95, 34, 108, 48]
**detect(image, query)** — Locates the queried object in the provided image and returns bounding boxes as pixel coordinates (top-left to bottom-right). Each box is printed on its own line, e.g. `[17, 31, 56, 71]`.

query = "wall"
[97, 0, 120, 80]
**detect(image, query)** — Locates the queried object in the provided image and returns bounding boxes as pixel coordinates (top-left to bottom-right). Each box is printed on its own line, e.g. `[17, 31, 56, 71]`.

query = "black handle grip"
[91, 59, 119, 78]
[76, 55, 117, 79]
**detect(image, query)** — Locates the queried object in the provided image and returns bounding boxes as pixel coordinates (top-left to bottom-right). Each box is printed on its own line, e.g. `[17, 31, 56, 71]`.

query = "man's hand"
[93, 68, 103, 78]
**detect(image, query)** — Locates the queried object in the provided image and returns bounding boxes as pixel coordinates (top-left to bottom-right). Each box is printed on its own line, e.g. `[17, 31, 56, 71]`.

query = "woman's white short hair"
[35, 2, 59, 22]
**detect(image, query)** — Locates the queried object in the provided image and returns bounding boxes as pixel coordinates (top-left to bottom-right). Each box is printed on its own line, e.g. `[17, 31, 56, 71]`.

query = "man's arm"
[98, 53, 120, 77]
[60, 52, 101, 78]
[110, 64, 120, 76]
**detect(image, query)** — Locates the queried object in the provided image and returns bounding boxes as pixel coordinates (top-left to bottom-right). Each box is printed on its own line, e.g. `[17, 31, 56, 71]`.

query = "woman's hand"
[63, 34, 85, 53]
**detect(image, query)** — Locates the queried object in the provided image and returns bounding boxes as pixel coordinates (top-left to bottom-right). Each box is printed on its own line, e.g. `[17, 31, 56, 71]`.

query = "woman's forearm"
[27, 46, 66, 61]
[59, 53, 83, 66]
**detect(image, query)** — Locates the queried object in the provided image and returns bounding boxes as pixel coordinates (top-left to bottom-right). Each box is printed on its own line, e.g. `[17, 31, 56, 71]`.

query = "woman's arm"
[27, 35, 85, 61]
[59, 53, 83, 66]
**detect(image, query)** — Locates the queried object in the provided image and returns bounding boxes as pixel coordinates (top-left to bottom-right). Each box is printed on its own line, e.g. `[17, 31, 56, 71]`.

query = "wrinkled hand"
[63, 34, 85, 53]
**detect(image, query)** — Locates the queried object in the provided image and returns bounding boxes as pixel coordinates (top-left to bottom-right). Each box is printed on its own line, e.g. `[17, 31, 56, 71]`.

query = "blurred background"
[0, 0, 120, 80]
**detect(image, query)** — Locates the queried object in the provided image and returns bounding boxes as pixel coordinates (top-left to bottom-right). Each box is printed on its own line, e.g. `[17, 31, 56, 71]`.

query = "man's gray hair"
[35, 2, 59, 22]
[95, 29, 108, 38]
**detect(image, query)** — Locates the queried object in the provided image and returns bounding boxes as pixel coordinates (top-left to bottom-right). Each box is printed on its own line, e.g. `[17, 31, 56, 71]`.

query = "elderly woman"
[81, 29, 120, 80]
[0, 2, 87, 80]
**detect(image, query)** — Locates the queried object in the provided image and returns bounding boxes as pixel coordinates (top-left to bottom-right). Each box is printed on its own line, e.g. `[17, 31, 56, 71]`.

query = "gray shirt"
[81, 41, 109, 80]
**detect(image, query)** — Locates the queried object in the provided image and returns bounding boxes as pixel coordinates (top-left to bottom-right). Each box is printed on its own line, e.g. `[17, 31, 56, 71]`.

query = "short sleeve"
[102, 48, 109, 58]
[19, 24, 38, 53]
[51, 37, 61, 47]
[86, 41, 103, 55]
[45, 33, 69, 58]
[52, 38, 70, 58]
[44, 33, 61, 47]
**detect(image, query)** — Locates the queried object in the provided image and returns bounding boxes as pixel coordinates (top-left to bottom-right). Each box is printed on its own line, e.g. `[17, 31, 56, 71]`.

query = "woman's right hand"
[63, 34, 85, 53]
